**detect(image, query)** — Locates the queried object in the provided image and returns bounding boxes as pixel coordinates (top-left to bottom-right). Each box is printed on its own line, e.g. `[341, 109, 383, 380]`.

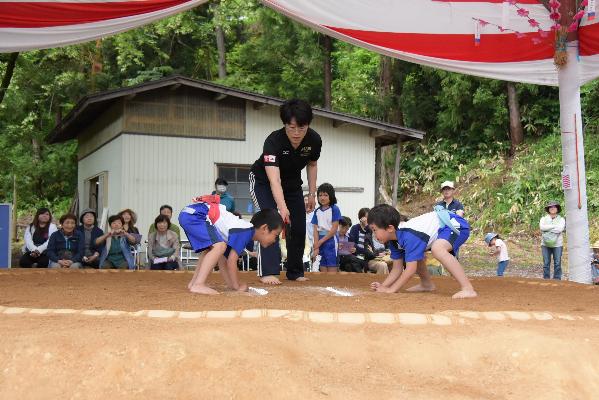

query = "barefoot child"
[179, 197, 282, 294]
[368, 204, 477, 299]
[312, 183, 343, 273]
[485, 233, 509, 277]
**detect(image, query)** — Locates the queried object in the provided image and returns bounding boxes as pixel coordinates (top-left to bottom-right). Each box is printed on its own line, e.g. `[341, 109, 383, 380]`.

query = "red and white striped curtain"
[2, 0, 599, 86]
[262, 0, 599, 86]
[0, 0, 208, 52]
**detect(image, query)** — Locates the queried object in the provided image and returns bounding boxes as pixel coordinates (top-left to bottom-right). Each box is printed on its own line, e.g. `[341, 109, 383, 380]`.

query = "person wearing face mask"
[212, 178, 235, 212]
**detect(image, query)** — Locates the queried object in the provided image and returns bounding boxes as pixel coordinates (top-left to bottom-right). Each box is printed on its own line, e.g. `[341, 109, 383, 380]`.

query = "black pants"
[19, 252, 50, 268]
[339, 255, 367, 273]
[150, 261, 179, 270]
[249, 173, 305, 280]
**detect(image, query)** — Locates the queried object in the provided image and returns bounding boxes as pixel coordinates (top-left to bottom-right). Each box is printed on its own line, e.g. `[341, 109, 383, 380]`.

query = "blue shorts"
[178, 204, 223, 253]
[436, 214, 470, 255]
[224, 228, 254, 258]
[318, 236, 338, 267]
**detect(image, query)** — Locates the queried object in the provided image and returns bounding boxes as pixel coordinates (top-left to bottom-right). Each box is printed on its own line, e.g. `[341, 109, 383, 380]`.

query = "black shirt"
[251, 127, 322, 191]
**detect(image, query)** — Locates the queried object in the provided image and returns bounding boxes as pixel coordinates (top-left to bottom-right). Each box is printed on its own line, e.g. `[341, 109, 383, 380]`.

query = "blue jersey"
[311, 204, 342, 236]
[389, 211, 468, 263]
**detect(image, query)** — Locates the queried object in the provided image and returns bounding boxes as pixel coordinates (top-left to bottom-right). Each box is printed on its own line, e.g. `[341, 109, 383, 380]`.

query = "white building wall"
[110, 101, 375, 239]
[77, 135, 123, 224]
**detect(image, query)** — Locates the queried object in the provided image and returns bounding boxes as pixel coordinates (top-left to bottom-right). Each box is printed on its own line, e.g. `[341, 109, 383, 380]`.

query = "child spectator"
[179, 197, 282, 294]
[591, 241, 599, 285]
[368, 204, 477, 299]
[349, 208, 388, 274]
[96, 215, 138, 269]
[47, 213, 84, 269]
[147, 214, 180, 270]
[77, 208, 104, 268]
[19, 207, 57, 268]
[338, 216, 365, 273]
[485, 233, 509, 277]
[212, 178, 236, 212]
[304, 194, 315, 271]
[312, 183, 342, 273]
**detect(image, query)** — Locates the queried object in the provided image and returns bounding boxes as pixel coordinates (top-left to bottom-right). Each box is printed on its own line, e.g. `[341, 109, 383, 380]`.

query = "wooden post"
[392, 137, 402, 207]
[12, 175, 17, 242]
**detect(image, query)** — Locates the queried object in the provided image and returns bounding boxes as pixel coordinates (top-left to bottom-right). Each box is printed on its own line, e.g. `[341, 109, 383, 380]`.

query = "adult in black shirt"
[250, 99, 321, 284]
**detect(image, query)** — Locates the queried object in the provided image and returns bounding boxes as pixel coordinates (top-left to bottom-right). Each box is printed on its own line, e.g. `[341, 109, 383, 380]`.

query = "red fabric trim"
[580, 23, 599, 56]
[0, 0, 192, 28]
[325, 26, 554, 62]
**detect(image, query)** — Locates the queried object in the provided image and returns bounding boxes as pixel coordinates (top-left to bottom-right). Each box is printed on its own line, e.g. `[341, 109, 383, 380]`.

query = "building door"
[86, 172, 108, 222]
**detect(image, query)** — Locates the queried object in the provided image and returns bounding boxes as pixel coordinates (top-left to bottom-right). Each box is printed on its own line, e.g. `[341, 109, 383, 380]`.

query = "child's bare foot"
[294, 276, 309, 282]
[236, 283, 248, 292]
[406, 283, 436, 292]
[452, 289, 478, 299]
[370, 282, 382, 291]
[189, 285, 219, 295]
[260, 275, 281, 285]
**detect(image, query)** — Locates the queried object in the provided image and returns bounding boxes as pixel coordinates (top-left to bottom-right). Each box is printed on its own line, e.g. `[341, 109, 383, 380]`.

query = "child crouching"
[179, 197, 282, 294]
[367, 204, 477, 299]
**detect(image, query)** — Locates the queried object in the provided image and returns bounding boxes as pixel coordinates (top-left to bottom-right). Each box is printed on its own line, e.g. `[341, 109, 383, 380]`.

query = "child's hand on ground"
[370, 282, 382, 291]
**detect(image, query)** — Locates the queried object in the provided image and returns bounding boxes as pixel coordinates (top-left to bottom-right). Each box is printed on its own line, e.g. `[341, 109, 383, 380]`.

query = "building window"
[216, 164, 254, 215]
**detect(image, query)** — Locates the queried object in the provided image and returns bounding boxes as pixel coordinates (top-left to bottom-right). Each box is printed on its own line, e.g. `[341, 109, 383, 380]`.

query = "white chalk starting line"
[0, 305, 597, 326]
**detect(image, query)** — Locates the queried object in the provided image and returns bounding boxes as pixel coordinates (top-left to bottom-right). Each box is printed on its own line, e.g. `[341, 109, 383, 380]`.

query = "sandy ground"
[1, 270, 598, 400]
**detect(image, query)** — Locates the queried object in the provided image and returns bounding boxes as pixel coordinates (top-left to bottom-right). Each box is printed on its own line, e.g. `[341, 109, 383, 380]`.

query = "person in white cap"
[435, 181, 464, 217]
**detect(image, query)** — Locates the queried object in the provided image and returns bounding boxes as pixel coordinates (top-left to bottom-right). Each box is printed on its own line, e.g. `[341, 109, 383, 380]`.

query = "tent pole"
[558, 41, 591, 283]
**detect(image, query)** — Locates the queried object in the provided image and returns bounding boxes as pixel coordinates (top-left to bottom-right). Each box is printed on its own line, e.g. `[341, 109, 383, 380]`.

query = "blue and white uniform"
[311, 204, 342, 267]
[179, 202, 255, 258]
[389, 211, 470, 263]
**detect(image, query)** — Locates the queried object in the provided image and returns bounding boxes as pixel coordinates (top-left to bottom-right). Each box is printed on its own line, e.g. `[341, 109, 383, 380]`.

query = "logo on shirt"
[300, 146, 311, 156]
[264, 155, 276, 163]
[282, 150, 290, 155]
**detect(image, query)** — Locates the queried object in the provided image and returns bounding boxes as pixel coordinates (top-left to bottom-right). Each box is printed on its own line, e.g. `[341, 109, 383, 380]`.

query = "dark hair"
[215, 178, 228, 186]
[232, 211, 243, 219]
[339, 216, 352, 228]
[358, 207, 370, 219]
[119, 209, 137, 224]
[59, 213, 78, 225]
[367, 204, 400, 229]
[250, 209, 283, 231]
[32, 207, 52, 235]
[399, 214, 410, 222]
[154, 214, 171, 230]
[159, 205, 173, 213]
[280, 99, 313, 126]
[317, 183, 337, 205]
[108, 215, 125, 226]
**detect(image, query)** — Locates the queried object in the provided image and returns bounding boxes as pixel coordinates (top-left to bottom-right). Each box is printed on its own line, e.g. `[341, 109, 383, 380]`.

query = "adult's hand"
[279, 207, 290, 223]
[306, 196, 316, 213]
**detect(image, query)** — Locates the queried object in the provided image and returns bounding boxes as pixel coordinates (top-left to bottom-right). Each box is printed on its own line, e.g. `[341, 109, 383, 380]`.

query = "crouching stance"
[179, 197, 282, 294]
[368, 204, 477, 299]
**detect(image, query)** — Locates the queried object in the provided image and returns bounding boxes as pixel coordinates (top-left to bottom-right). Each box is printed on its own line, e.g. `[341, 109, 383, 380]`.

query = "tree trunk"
[379, 55, 392, 97]
[322, 35, 332, 110]
[215, 24, 227, 79]
[392, 138, 402, 207]
[507, 81, 524, 155]
[0, 52, 19, 106]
